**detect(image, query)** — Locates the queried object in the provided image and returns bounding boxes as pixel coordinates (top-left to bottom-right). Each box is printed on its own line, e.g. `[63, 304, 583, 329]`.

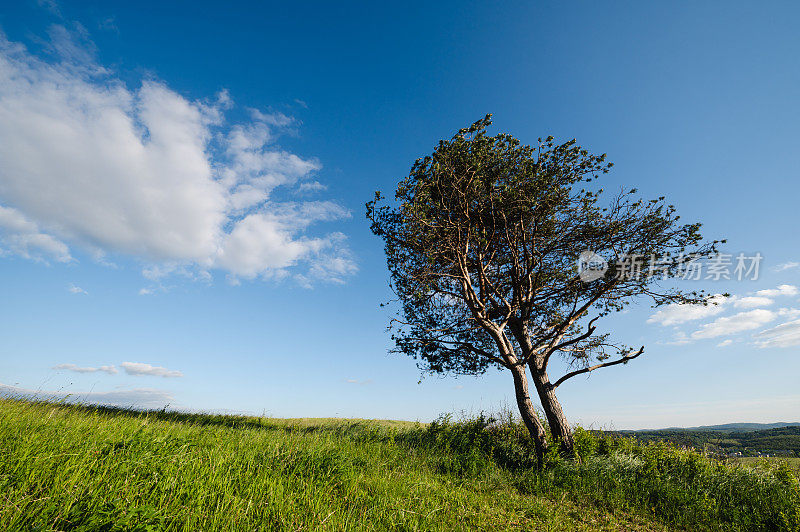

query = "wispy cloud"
[68, 284, 88, 295]
[345, 378, 373, 385]
[664, 331, 692, 345]
[121, 362, 183, 378]
[36, 0, 61, 17]
[753, 319, 800, 348]
[691, 309, 776, 339]
[297, 181, 327, 194]
[647, 295, 728, 326]
[755, 284, 798, 298]
[773, 262, 800, 272]
[54, 363, 117, 374]
[98, 17, 118, 33]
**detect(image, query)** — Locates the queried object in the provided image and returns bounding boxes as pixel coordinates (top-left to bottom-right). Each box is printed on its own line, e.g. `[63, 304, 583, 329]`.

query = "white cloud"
[755, 284, 798, 298]
[733, 295, 773, 308]
[773, 262, 800, 272]
[753, 319, 800, 348]
[646, 294, 728, 326]
[716, 339, 733, 348]
[691, 309, 776, 339]
[778, 307, 800, 319]
[213, 203, 350, 279]
[68, 284, 87, 295]
[0, 205, 71, 262]
[121, 361, 183, 378]
[138, 287, 154, 296]
[0, 29, 355, 286]
[0, 382, 172, 409]
[664, 331, 692, 345]
[297, 181, 327, 194]
[54, 363, 117, 374]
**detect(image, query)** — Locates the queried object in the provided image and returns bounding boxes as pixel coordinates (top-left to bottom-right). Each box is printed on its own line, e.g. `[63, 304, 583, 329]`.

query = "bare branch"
[551, 346, 644, 389]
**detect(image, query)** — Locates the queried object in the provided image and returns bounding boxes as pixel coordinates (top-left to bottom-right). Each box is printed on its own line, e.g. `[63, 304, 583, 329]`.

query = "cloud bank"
[0, 382, 172, 409]
[0, 28, 355, 285]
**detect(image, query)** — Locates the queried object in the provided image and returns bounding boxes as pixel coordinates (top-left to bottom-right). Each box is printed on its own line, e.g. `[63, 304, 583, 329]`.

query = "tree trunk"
[509, 363, 548, 467]
[529, 365, 575, 457]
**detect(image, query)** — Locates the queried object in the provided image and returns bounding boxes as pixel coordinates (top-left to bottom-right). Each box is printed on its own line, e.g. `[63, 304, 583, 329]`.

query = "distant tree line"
[615, 426, 800, 457]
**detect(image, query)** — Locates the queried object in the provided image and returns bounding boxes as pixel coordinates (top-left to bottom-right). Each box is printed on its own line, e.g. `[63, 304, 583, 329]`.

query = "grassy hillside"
[1, 399, 799, 531]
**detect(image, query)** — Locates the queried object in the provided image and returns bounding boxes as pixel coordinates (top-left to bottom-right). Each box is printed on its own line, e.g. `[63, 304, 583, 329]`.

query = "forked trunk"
[529, 366, 575, 457]
[508, 363, 548, 467]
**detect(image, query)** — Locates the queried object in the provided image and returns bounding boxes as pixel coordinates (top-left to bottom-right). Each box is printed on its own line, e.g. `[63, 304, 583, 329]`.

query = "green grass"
[1, 399, 798, 531]
[733, 457, 800, 476]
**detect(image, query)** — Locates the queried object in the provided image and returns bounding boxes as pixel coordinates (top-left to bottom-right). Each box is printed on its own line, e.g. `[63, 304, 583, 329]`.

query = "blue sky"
[1, 1, 799, 429]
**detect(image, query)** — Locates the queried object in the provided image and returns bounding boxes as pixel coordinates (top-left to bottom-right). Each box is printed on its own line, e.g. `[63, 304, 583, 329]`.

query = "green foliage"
[2, 399, 798, 531]
[390, 413, 800, 531]
[367, 115, 720, 378]
[528, 441, 800, 531]
[572, 426, 599, 461]
[397, 413, 540, 475]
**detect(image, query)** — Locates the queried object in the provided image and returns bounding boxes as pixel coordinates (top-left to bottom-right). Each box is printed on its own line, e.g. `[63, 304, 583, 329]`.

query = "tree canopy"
[368, 115, 721, 457]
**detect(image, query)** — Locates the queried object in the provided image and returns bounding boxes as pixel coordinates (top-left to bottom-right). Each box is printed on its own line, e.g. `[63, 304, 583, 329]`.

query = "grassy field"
[1, 399, 798, 531]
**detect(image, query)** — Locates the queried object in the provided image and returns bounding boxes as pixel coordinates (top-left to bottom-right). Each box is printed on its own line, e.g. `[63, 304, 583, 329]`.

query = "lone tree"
[367, 116, 720, 461]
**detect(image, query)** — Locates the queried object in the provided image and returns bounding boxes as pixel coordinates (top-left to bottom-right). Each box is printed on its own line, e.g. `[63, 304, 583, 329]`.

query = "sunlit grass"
[1, 398, 797, 531]
[732, 456, 800, 476]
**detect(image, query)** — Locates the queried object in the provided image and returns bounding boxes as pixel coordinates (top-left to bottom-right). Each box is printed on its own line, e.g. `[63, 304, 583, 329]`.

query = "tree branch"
[551, 346, 644, 388]
[543, 315, 601, 366]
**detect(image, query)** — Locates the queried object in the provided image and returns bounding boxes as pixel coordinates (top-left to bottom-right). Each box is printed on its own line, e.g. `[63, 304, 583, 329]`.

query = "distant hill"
[649, 422, 800, 433]
[614, 425, 800, 457]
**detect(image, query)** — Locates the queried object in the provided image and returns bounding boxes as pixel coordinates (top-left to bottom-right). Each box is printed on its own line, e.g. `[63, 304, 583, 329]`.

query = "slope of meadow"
[1, 399, 798, 531]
